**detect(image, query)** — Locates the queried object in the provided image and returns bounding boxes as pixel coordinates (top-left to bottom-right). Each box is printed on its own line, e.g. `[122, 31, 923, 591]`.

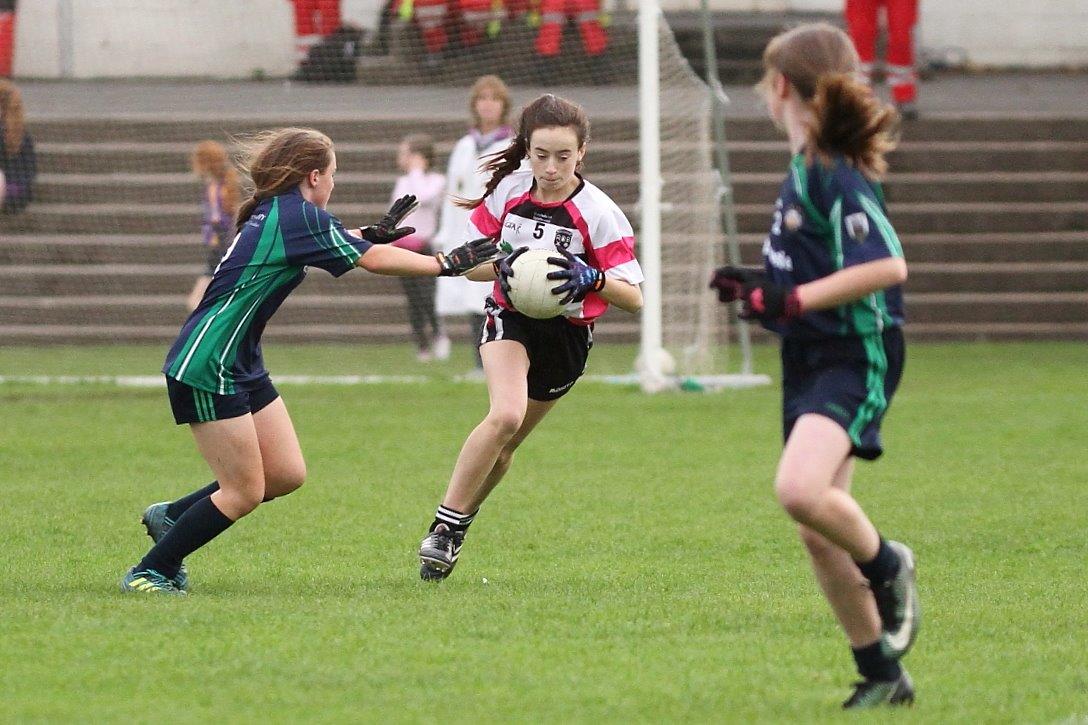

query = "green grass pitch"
[0, 342, 1085, 722]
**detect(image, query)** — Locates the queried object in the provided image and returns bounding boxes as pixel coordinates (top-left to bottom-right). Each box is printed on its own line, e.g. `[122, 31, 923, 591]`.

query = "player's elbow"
[888, 257, 908, 285]
[357, 247, 388, 274]
[619, 286, 644, 313]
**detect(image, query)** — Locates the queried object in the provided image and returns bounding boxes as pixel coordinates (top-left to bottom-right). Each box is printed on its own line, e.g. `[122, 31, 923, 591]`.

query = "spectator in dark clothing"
[0, 79, 36, 214]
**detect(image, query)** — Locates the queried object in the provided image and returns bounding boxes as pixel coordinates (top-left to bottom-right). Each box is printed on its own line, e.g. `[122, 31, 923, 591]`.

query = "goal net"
[1, 1, 759, 387]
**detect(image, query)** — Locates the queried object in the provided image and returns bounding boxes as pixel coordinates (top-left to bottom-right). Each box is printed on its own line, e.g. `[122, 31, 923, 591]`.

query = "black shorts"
[781, 327, 904, 460]
[480, 298, 593, 401]
[165, 376, 280, 425]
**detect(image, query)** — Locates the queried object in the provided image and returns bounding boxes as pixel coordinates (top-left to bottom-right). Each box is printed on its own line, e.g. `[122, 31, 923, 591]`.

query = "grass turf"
[0, 342, 1085, 722]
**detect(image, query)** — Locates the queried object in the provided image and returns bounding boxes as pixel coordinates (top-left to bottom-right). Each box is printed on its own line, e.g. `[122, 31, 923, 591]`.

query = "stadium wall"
[13, 0, 295, 79]
[12, 0, 1088, 78]
[663, 0, 1088, 67]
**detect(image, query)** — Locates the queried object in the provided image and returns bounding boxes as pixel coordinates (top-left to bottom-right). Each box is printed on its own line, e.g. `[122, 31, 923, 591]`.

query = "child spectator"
[392, 134, 447, 360]
[0, 79, 36, 214]
[188, 140, 241, 311]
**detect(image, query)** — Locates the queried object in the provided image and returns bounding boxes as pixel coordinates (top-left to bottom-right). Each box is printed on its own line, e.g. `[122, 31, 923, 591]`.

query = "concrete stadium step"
[6, 231, 1088, 267]
[903, 262, 1088, 293]
[28, 116, 646, 144]
[34, 139, 1088, 177]
[27, 115, 1088, 146]
[0, 263, 407, 296]
[8, 199, 1087, 236]
[897, 231, 1088, 263]
[0, 293, 410, 326]
[906, 292, 1088, 324]
[34, 170, 1088, 206]
[4, 259, 1083, 302]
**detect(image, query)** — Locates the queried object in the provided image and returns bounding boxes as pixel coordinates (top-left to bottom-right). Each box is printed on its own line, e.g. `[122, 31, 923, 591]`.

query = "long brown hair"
[233, 127, 334, 234]
[760, 23, 897, 177]
[457, 94, 590, 209]
[0, 80, 26, 157]
[191, 140, 242, 218]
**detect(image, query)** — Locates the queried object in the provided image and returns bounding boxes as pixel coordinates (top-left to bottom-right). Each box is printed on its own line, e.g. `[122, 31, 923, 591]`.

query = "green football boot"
[141, 502, 189, 592]
[120, 567, 186, 596]
[873, 540, 920, 660]
[842, 670, 914, 709]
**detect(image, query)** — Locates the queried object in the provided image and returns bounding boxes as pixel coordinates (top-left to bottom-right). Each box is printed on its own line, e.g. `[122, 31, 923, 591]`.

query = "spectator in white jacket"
[433, 74, 517, 367]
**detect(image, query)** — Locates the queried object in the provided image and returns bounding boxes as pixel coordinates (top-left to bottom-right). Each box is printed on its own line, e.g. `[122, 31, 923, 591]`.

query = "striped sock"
[429, 504, 478, 534]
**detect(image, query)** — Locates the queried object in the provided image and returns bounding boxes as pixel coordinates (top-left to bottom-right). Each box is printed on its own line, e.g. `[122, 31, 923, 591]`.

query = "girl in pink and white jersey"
[417, 94, 644, 580]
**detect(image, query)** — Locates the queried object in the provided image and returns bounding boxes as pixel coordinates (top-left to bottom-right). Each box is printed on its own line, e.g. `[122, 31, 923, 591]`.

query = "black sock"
[137, 495, 233, 579]
[429, 504, 478, 534]
[851, 640, 902, 682]
[165, 481, 220, 521]
[856, 538, 901, 587]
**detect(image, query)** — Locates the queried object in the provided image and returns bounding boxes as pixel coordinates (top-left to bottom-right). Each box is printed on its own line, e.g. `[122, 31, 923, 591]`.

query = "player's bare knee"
[485, 409, 524, 441]
[776, 478, 820, 522]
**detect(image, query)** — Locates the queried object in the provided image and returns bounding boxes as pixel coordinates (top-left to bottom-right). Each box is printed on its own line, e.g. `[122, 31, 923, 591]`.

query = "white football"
[505, 249, 568, 319]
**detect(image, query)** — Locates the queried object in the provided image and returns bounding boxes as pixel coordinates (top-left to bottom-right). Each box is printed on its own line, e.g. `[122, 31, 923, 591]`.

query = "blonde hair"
[191, 140, 241, 217]
[759, 22, 898, 178]
[0, 80, 26, 157]
[469, 74, 511, 129]
[233, 127, 334, 234]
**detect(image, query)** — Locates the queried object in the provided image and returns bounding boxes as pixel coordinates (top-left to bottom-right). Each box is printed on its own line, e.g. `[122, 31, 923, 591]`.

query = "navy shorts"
[480, 297, 593, 401]
[781, 327, 904, 460]
[165, 376, 280, 425]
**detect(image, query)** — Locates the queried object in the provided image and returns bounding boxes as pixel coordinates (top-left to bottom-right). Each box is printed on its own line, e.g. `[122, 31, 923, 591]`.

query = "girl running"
[121, 127, 496, 595]
[416, 94, 644, 581]
[709, 23, 920, 709]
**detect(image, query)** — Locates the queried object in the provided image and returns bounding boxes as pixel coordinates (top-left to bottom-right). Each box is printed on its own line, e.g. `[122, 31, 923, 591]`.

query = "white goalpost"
[633, 0, 769, 393]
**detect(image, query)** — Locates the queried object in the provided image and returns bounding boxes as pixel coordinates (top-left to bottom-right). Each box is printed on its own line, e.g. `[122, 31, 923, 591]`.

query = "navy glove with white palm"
[493, 246, 530, 297]
[546, 250, 605, 304]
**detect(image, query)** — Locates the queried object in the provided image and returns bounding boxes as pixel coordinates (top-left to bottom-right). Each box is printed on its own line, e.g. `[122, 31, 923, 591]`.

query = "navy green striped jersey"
[163, 188, 371, 394]
[762, 153, 905, 339]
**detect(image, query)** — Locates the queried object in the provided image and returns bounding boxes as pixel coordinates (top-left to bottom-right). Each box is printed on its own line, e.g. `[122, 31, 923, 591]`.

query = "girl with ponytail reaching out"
[709, 23, 920, 709]
[121, 128, 497, 595]
[417, 94, 644, 581]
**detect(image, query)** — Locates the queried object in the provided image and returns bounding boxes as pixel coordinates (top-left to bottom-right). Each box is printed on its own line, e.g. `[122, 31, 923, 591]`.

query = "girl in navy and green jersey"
[710, 24, 920, 709]
[121, 127, 496, 596]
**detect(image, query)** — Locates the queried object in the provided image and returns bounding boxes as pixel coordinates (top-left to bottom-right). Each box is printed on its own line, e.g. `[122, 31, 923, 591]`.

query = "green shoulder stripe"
[789, 155, 832, 235]
[856, 192, 904, 259]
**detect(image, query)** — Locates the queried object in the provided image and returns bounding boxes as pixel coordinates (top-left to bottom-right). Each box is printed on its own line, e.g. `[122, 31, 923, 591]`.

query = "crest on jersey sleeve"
[845, 212, 870, 241]
[784, 207, 804, 231]
[554, 229, 573, 249]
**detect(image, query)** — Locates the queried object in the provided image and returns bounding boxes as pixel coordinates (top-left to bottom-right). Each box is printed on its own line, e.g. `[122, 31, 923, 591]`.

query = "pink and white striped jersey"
[467, 169, 643, 325]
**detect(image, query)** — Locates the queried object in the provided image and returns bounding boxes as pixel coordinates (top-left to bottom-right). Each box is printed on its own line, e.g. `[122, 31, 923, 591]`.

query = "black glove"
[493, 246, 530, 296]
[437, 237, 499, 276]
[709, 265, 802, 321]
[545, 250, 605, 304]
[359, 194, 418, 244]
